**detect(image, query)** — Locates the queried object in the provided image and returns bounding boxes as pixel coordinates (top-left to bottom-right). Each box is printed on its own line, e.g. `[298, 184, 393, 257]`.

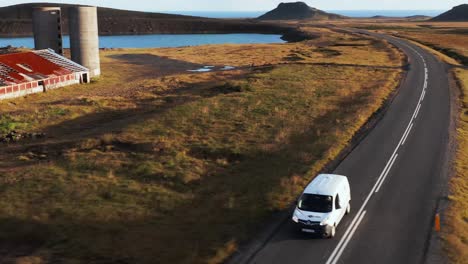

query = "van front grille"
[298, 220, 320, 226]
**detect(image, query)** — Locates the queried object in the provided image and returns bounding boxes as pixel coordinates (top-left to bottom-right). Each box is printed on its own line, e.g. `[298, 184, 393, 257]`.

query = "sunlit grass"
[397, 32, 468, 65]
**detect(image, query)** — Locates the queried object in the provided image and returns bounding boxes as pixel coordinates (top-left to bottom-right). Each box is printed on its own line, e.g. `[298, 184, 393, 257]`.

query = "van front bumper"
[293, 221, 332, 236]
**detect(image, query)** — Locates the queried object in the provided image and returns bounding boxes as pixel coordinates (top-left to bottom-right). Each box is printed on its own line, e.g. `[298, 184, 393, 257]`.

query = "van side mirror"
[335, 195, 341, 209]
[294, 200, 298, 206]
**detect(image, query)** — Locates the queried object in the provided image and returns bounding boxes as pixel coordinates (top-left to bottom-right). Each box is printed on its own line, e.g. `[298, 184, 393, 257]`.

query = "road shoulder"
[423, 65, 460, 264]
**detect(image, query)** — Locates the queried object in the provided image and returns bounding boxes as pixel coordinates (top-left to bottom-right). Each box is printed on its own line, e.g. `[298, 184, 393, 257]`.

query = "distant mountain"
[371, 15, 390, 19]
[0, 3, 303, 37]
[405, 15, 431, 21]
[0, 2, 201, 20]
[258, 2, 347, 20]
[431, 4, 468, 21]
[370, 15, 431, 20]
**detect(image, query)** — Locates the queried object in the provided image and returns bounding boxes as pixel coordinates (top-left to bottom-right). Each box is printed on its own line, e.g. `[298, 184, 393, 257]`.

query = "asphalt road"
[247, 32, 451, 264]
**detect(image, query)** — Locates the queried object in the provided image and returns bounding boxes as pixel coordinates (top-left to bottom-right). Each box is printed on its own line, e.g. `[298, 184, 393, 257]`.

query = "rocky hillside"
[258, 2, 346, 20]
[0, 2, 304, 38]
[0, 3, 200, 20]
[431, 4, 468, 21]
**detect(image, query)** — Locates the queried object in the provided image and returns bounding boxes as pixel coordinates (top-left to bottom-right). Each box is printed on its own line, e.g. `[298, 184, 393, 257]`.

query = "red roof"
[0, 51, 72, 86]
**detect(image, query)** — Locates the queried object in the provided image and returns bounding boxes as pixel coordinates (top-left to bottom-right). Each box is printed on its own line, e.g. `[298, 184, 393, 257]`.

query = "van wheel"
[328, 225, 336, 238]
[346, 202, 351, 215]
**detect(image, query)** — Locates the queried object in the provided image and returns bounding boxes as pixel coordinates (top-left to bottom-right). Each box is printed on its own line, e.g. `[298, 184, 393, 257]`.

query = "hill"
[258, 2, 347, 20]
[431, 4, 468, 21]
[0, 2, 201, 20]
[406, 15, 431, 21]
[369, 15, 431, 21]
[0, 3, 304, 37]
[371, 15, 391, 19]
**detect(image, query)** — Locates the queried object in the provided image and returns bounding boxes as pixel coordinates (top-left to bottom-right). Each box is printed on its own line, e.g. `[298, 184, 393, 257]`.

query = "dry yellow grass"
[404, 39, 461, 66]
[401, 32, 467, 56]
[396, 31, 468, 65]
[0, 28, 403, 263]
[445, 69, 468, 264]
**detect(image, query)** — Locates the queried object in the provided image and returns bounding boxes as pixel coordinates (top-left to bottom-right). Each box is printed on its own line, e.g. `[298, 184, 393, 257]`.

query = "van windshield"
[298, 194, 333, 213]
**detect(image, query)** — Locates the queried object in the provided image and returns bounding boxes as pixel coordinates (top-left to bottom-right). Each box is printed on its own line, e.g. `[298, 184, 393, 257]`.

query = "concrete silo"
[32, 7, 63, 55]
[69, 6, 101, 77]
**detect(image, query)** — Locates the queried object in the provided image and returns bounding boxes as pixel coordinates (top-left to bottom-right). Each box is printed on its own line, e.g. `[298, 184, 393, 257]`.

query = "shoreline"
[0, 17, 310, 42]
[0, 27, 312, 49]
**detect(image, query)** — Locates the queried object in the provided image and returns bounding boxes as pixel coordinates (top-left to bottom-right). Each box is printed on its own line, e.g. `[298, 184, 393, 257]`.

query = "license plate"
[302, 228, 315, 233]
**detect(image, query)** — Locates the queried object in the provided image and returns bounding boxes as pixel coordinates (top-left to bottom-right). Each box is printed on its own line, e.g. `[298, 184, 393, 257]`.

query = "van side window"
[335, 194, 340, 209]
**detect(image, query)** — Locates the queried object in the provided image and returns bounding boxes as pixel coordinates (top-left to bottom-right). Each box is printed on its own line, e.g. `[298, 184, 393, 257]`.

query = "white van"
[292, 174, 351, 238]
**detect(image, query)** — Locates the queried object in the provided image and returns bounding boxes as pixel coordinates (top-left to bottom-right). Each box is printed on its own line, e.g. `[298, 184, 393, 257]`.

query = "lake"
[0, 34, 285, 49]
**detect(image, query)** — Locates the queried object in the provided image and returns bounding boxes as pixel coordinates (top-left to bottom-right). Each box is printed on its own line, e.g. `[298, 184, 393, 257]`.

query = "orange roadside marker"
[434, 213, 441, 232]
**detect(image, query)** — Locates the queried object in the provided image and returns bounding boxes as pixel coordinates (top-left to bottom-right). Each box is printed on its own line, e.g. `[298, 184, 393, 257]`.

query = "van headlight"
[320, 218, 330, 226]
[292, 215, 299, 223]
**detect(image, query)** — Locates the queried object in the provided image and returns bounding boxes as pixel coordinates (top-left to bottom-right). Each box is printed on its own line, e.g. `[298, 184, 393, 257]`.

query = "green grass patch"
[0, 115, 27, 134]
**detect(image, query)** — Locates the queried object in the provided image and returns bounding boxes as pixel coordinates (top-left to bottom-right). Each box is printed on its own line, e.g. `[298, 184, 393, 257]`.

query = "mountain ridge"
[431, 4, 468, 21]
[0, 2, 308, 39]
[0, 2, 201, 20]
[258, 2, 347, 20]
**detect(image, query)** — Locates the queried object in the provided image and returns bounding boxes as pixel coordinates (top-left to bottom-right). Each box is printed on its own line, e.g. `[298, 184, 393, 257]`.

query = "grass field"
[0, 28, 403, 263]
[445, 69, 468, 264]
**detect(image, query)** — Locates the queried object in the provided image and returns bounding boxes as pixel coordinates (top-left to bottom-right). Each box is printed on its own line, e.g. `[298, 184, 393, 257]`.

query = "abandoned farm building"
[0, 49, 89, 100]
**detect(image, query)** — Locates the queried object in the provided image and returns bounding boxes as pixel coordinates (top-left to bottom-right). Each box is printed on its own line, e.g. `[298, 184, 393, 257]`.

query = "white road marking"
[328, 211, 367, 264]
[401, 123, 414, 146]
[415, 103, 422, 118]
[375, 154, 398, 193]
[374, 151, 398, 190]
[325, 210, 366, 264]
[324, 35, 429, 264]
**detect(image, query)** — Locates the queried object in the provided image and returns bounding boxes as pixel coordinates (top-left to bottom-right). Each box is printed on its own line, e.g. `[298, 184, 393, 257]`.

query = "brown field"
[0, 27, 403, 263]
[394, 30, 468, 65]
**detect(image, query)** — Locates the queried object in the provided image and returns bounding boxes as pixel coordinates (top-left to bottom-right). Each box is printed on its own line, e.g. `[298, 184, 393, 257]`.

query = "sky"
[0, 0, 466, 11]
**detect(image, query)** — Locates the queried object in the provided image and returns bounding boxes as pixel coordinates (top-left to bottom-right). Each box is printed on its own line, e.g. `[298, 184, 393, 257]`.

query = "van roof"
[303, 174, 348, 196]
